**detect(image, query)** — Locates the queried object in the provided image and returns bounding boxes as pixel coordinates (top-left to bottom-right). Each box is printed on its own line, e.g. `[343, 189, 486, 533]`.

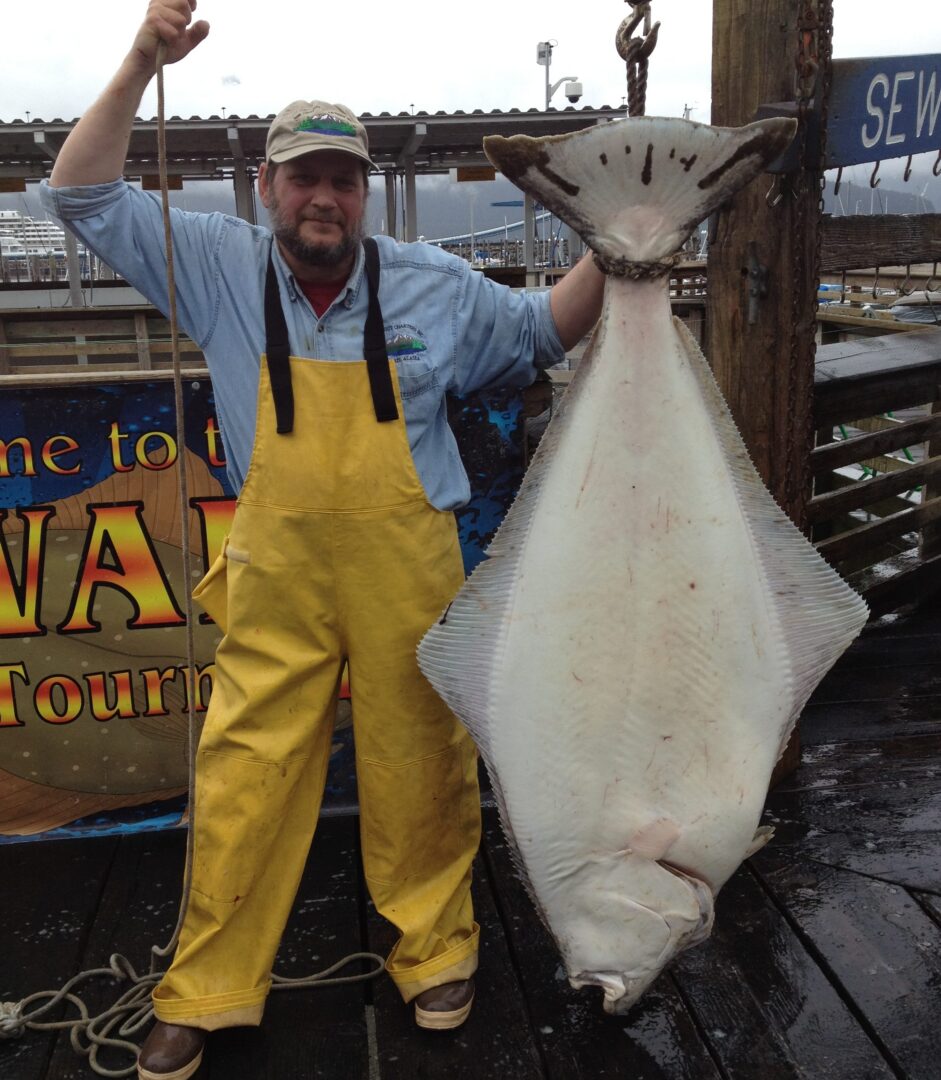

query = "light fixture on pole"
[537, 40, 582, 109]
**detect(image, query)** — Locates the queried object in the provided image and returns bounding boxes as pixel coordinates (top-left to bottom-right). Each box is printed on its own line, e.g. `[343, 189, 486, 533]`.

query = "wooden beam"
[0, 317, 9, 376]
[816, 497, 941, 563]
[5, 318, 138, 338]
[8, 361, 205, 376]
[808, 457, 941, 523]
[5, 340, 201, 359]
[0, 368, 207, 388]
[813, 327, 941, 427]
[862, 552, 941, 617]
[708, 0, 820, 530]
[134, 312, 153, 370]
[32, 130, 60, 161]
[820, 214, 941, 272]
[816, 311, 920, 334]
[812, 413, 941, 473]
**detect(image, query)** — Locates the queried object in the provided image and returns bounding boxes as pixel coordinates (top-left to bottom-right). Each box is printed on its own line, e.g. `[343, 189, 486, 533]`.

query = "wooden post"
[708, 0, 822, 530]
[0, 317, 9, 376]
[135, 312, 153, 371]
[709, 0, 827, 782]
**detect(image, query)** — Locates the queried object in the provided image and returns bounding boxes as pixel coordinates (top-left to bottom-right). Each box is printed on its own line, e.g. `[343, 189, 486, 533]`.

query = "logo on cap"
[294, 113, 358, 139]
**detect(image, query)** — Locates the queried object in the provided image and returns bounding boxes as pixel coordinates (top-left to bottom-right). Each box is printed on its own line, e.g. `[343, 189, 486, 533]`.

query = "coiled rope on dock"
[0, 43, 384, 1078]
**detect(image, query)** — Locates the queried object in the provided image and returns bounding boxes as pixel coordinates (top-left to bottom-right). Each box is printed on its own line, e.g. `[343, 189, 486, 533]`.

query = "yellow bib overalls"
[153, 241, 481, 1028]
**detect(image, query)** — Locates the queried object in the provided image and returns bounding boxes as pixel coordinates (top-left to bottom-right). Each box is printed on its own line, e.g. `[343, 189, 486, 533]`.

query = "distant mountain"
[0, 173, 549, 242]
[2, 167, 935, 247]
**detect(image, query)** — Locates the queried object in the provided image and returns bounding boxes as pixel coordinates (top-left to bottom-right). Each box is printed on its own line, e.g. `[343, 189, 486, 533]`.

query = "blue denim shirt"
[40, 179, 564, 509]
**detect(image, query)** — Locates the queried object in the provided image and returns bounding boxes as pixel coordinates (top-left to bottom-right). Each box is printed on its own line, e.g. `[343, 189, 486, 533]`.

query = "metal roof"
[0, 106, 623, 180]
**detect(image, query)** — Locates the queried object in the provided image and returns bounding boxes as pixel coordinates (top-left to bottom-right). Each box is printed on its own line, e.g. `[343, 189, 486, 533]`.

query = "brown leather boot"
[137, 1021, 206, 1080]
[414, 978, 475, 1030]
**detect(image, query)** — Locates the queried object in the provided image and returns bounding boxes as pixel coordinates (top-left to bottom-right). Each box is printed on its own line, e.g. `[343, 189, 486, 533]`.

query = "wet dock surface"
[2, 606, 940, 1079]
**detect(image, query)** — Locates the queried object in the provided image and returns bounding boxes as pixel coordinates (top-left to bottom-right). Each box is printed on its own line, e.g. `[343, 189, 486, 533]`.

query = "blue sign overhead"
[827, 54, 941, 167]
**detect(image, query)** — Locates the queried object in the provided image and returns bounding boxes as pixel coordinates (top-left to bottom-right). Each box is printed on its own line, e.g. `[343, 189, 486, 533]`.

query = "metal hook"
[903, 155, 914, 182]
[870, 160, 881, 188]
[925, 262, 939, 293]
[616, 5, 661, 63]
[766, 175, 784, 208]
[934, 149, 941, 178]
[872, 267, 880, 299]
[628, 0, 653, 33]
[833, 166, 843, 197]
[899, 265, 915, 297]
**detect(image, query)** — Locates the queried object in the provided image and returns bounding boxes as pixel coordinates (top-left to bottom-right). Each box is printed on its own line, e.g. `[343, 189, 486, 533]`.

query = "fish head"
[552, 855, 715, 1014]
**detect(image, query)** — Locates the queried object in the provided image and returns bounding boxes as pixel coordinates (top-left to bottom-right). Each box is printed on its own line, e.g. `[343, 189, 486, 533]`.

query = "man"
[43, 2, 604, 1077]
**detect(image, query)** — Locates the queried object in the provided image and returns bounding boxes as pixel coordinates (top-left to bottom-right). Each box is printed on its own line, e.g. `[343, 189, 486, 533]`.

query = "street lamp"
[536, 41, 582, 109]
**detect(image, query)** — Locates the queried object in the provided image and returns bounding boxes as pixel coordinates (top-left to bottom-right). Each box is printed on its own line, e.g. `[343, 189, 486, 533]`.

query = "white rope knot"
[0, 1000, 25, 1038]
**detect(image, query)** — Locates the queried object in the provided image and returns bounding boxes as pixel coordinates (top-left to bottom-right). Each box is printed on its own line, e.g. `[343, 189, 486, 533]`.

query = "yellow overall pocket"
[192, 537, 244, 634]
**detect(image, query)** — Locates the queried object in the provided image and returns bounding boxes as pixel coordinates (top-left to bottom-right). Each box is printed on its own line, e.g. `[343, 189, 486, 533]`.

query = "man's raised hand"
[131, 0, 210, 73]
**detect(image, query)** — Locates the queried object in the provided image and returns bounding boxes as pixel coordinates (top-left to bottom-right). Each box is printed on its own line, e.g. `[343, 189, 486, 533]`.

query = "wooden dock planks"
[754, 855, 941, 1080]
[1, 608, 940, 1079]
[0, 838, 118, 1080]
[671, 867, 896, 1079]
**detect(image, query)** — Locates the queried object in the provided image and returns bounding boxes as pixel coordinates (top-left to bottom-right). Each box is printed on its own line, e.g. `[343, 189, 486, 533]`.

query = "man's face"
[260, 150, 367, 276]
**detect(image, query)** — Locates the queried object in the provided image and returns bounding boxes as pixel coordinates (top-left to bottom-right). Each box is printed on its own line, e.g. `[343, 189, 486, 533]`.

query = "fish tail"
[484, 116, 795, 270]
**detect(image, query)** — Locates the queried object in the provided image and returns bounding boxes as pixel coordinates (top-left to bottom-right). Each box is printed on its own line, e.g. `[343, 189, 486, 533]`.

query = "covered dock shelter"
[0, 105, 620, 286]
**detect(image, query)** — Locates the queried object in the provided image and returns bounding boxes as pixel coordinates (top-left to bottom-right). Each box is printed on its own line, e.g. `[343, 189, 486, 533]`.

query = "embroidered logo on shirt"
[294, 114, 358, 139]
[386, 324, 429, 359]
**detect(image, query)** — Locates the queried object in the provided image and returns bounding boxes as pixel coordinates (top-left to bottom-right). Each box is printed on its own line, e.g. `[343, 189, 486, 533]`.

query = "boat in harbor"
[0, 208, 89, 282]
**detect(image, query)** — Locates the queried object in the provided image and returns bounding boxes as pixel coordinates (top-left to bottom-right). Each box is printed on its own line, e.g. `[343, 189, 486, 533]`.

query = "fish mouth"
[568, 969, 660, 1015]
[567, 865, 716, 1015]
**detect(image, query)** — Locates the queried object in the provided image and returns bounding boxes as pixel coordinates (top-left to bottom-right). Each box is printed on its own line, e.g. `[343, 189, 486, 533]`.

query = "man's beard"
[268, 196, 363, 272]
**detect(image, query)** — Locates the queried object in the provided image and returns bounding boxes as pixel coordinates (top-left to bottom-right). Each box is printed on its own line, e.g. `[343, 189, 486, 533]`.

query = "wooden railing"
[0, 305, 203, 375]
[811, 326, 941, 615]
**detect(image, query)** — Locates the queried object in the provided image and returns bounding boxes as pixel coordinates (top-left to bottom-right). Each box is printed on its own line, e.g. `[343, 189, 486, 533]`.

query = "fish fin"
[674, 317, 869, 754]
[486, 769, 558, 933]
[418, 343, 602, 926]
[484, 116, 796, 266]
[745, 824, 776, 858]
[418, 331, 599, 753]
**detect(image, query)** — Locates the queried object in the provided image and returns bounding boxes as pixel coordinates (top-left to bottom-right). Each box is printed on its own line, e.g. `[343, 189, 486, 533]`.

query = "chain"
[814, 2, 834, 300]
[616, 2, 660, 117]
[784, 0, 832, 526]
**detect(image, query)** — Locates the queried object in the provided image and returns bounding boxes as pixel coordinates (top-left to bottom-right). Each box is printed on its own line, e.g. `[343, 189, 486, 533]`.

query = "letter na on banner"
[827, 54, 941, 168]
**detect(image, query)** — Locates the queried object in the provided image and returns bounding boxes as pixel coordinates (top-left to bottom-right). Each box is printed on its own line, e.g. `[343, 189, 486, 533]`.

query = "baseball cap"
[266, 100, 374, 168]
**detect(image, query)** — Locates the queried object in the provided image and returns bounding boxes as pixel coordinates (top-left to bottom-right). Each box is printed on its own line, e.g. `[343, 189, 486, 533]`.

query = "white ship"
[0, 209, 88, 282]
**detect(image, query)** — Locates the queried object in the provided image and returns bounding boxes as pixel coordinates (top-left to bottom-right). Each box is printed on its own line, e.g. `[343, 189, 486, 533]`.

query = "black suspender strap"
[362, 237, 399, 423]
[263, 240, 397, 434]
[264, 252, 295, 434]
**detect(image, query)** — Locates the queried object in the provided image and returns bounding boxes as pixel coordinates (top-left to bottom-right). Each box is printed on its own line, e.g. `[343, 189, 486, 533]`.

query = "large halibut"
[417, 116, 869, 1014]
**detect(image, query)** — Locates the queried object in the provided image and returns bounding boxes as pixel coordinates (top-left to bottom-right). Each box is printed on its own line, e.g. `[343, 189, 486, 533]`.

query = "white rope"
[149, 37, 198, 975]
[3, 46, 383, 1078]
[0, 951, 385, 1077]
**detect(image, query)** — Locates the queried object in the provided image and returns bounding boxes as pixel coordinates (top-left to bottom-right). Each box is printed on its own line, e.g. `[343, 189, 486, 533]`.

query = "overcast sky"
[2, 1, 939, 226]
[2, 1, 938, 123]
